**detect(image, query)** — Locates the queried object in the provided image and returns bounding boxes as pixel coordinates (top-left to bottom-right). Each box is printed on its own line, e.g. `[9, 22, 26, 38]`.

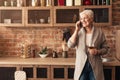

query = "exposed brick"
[0, 1, 120, 58]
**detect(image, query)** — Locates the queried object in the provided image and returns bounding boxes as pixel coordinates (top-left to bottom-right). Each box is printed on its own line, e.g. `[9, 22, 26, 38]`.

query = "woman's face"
[80, 14, 93, 28]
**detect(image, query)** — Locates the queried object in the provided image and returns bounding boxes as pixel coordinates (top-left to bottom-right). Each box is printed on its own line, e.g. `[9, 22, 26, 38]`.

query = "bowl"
[40, 19, 45, 23]
[38, 54, 48, 58]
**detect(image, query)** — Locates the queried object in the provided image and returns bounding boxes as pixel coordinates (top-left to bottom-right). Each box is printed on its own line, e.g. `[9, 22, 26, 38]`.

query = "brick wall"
[0, 0, 120, 57]
[112, 0, 120, 25]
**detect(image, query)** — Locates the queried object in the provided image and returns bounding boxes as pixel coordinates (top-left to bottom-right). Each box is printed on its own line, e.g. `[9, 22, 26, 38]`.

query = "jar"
[106, 0, 110, 5]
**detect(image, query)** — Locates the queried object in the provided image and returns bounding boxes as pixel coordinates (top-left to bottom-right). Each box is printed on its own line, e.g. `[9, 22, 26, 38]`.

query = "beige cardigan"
[67, 27, 108, 80]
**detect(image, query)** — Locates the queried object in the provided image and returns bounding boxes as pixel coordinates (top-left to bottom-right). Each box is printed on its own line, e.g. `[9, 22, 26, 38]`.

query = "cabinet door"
[25, 7, 53, 27]
[23, 67, 34, 78]
[0, 7, 24, 27]
[67, 66, 74, 80]
[51, 65, 75, 80]
[21, 65, 50, 80]
[0, 67, 16, 80]
[54, 6, 80, 27]
[82, 5, 112, 26]
[36, 65, 50, 80]
[116, 66, 120, 80]
[51, 65, 67, 80]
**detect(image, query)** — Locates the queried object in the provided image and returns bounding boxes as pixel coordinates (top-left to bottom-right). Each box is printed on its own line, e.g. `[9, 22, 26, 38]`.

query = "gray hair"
[79, 10, 94, 19]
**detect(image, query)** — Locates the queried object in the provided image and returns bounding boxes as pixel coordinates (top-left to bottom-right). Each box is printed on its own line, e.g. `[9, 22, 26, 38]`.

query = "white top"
[86, 33, 92, 47]
[86, 26, 94, 47]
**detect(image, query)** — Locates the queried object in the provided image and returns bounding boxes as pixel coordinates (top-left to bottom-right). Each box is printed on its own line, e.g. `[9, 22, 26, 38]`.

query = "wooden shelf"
[0, 0, 112, 27]
[0, 7, 25, 27]
[25, 6, 53, 27]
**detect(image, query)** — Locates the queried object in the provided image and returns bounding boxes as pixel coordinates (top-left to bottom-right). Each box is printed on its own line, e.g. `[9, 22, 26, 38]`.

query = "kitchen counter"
[0, 56, 119, 80]
[0, 56, 119, 66]
[0, 56, 75, 65]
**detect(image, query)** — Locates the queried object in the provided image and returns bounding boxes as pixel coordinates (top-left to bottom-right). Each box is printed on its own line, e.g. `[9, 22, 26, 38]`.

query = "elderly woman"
[67, 10, 108, 80]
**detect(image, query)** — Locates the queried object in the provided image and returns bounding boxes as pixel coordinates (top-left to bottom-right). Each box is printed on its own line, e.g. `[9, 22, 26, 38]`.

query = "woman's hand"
[88, 47, 98, 55]
[75, 21, 82, 32]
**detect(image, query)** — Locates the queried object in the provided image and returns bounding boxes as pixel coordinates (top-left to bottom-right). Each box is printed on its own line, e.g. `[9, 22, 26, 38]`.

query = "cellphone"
[88, 46, 95, 49]
[79, 22, 82, 28]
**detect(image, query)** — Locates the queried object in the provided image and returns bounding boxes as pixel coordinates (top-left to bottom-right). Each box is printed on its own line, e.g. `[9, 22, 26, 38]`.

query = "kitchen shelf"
[81, 5, 112, 26]
[0, 7, 24, 27]
[53, 6, 80, 27]
[25, 7, 53, 27]
[0, 0, 112, 27]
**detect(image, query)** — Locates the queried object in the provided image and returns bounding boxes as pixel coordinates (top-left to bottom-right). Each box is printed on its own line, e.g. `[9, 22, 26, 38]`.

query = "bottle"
[17, 0, 23, 7]
[106, 0, 110, 5]
[74, 0, 82, 6]
[83, 0, 92, 5]
[4, 1, 8, 6]
[92, 0, 97, 5]
[46, 0, 51, 6]
[32, 49, 36, 58]
[11, 0, 14, 6]
[40, 0, 46, 6]
[66, 0, 73, 6]
[52, 51, 58, 58]
[32, 0, 37, 6]
[58, 0, 64, 6]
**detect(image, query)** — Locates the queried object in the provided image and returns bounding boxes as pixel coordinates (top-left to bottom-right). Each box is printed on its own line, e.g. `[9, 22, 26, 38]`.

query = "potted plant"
[38, 46, 48, 58]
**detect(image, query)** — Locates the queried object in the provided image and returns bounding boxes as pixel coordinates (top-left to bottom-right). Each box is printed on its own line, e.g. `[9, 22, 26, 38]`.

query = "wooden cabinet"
[25, 7, 53, 27]
[51, 65, 74, 80]
[19, 65, 51, 80]
[0, 66, 16, 80]
[0, 65, 114, 80]
[36, 65, 51, 80]
[81, 5, 112, 26]
[0, 0, 112, 27]
[0, 65, 74, 80]
[0, 7, 25, 27]
[53, 0, 112, 27]
[21, 65, 74, 80]
[53, 6, 80, 27]
[0, 57, 117, 80]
